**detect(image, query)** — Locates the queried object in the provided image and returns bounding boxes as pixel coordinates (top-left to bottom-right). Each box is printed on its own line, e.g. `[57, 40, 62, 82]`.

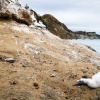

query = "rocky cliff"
[0, 0, 46, 27]
[41, 14, 75, 39]
[0, 0, 100, 100]
[42, 14, 100, 39]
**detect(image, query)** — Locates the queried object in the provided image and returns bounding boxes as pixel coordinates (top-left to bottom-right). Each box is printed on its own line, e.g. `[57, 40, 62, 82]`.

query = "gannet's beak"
[73, 80, 86, 86]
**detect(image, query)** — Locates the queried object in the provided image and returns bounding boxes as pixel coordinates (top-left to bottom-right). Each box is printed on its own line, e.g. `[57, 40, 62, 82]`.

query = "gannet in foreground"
[74, 72, 100, 88]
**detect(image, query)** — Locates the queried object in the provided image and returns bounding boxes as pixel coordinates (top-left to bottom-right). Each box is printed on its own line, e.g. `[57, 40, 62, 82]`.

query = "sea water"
[70, 39, 100, 53]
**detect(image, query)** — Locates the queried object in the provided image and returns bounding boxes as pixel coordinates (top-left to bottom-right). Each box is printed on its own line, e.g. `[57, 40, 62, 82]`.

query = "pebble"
[33, 83, 39, 89]
[40, 94, 45, 98]
[50, 74, 56, 77]
[5, 58, 16, 63]
[53, 69, 58, 72]
[65, 96, 68, 99]
[10, 81, 17, 85]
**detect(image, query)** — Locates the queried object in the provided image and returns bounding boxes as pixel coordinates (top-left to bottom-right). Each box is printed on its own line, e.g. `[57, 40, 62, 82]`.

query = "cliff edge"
[42, 14, 75, 39]
[42, 14, 100, 39]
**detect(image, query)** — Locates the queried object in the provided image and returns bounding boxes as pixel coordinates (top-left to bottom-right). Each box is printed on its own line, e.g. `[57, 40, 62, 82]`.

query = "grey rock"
[5, 58, 16, 63]
[50, 74, 56, 77]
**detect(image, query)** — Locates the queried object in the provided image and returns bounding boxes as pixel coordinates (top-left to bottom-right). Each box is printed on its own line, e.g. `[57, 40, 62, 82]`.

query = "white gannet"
[74, 72, 100, 88]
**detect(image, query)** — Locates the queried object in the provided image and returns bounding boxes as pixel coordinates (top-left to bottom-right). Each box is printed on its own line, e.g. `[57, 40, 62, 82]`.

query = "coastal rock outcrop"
[42, 14, 100, 39]
[75, 31, 100, 39]
[42, 14, 75, 39]
[0, 0, 32, 25]
[0, 0, 46, 27]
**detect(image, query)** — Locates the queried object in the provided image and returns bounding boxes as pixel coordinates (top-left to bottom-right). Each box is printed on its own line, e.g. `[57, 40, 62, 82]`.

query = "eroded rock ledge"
[0, 0, 46, 27]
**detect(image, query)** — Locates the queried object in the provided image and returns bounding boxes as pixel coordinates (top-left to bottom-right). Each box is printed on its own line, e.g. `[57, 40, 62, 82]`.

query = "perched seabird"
[24, 4, 29, 9]
[74, 72, 100, 88]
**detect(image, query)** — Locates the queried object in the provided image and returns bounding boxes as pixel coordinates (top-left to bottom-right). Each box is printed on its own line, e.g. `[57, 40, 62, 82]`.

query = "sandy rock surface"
[0, 21, 100, 100]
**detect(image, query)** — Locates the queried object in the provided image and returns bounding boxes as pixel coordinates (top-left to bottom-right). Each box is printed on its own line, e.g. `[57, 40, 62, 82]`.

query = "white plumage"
[75, 72, 100, 88]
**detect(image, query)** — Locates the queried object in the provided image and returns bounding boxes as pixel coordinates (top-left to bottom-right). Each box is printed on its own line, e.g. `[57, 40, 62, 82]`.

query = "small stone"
[5, 58, 16, 63]
[40, 94, 45, 98]
[65, 96, 68, 99]
[53, 69, 58, 72]
[87, 67, 89, 69]
[22, 61, 29, 67]
[33, 83, 39, 89]
[10, 81, 17, 85]
[50, 74, 56, 77]
[62, 79, 64, 82]
[64, 90, 67, 93]
[15, 35, 19, 38]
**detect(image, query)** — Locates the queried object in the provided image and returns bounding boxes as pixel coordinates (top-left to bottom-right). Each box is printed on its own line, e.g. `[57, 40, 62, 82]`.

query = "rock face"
[42, 14, 100, 39]
[0, 1, 100, 100]
[0, 0, 32, 25]
[75, 31, 100, 39]
[42, 14, 75, 39]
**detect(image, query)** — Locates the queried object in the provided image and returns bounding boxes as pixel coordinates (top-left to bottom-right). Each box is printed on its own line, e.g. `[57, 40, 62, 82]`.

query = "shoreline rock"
[42, 14, 100, 39]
